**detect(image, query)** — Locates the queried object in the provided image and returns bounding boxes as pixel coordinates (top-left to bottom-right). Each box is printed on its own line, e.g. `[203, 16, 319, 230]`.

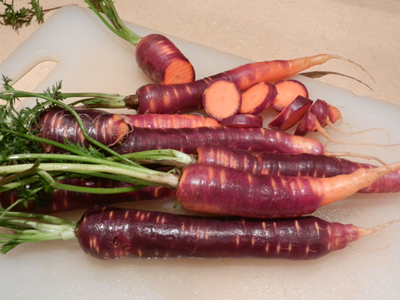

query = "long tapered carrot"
[176, 160, 400, 218]
[126, 54, 366, 114]
[38, 107, 326, 155]
[196, 144, 400, 193]
[1, 207, 396, 260]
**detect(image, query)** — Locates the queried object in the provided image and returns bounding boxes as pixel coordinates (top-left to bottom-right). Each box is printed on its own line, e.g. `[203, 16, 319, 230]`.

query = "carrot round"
[128, 54, 351, 114]
[176, 161, 400, 218]
[271, 79, 309, 111]
[239, 82, 277, 115]
[1, 206, 395, 260]
[268, 95, 313, 131]
[202, 79, 242, 121]
[221, 114, 264, 128]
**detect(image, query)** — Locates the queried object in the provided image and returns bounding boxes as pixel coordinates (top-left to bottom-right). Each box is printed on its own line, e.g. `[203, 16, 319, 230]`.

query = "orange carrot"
[239, 82, 276, 115]
[202, 79, 242, 121]
[271, 79, 309, 111]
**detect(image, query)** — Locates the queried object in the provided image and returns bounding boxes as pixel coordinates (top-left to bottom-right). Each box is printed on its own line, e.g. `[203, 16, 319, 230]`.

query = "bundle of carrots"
[0, 0, 397, 262]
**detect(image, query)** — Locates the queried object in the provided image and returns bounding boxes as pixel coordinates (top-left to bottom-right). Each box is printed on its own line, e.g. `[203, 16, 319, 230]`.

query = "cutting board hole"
[12, 61, 57, 92]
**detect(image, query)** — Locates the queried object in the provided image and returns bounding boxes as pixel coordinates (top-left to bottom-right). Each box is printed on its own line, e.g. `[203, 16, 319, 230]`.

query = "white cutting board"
[1, 6, 400, 300]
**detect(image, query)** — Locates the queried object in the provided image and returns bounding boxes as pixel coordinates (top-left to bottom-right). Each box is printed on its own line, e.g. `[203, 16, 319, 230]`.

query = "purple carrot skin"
[221, 114, 264, 128]
[76, 206, 377, 260]
[38, 108, 326, 156]
[127, 54, 346, 114]
[176, 161, 400, 218]
[109, 126, 326, 156]
[121, 113, 221, 129]
[195, 144, 400, 193]
[268, 95, 313, 131]
[0, 177, 175, 214]
[135, 34, 195, 85]
[38, 107, 131, 153]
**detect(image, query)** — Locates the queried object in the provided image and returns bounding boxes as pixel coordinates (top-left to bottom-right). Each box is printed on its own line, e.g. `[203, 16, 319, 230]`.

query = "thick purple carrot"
[2, 206, 390, 260]
[126, 54, 355, 114]
[196, 144, 400, 193]
[176, 161, 400, 218]
[37, 107, 131, 152]
[76, 207, 378, 260]
[0, 177, 174, 214]
[87, 0, 195, 85]
[135, 34, 195, 85]
[38, 108, 326, 155]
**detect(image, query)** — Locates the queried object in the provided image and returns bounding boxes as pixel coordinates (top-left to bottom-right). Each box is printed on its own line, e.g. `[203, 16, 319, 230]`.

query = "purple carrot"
[176, 161, 400, 218]
[37, 107, 131, 152]
[125, 54, 356, 114]
[1, 206, 393, 260]
[196, 144, 400, 193]
[38, 107, 326, 156]
[87, 0, 195, 85]
[0, 177, 174, 214]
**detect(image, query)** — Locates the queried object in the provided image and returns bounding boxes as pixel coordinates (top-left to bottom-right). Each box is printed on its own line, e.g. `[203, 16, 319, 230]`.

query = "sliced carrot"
[202, 79, 242, 121]
[271, 79, 309, 111]
[221, 114, 264, 128]
[239, 82, 277, 115]
[268, 95, 313, 131]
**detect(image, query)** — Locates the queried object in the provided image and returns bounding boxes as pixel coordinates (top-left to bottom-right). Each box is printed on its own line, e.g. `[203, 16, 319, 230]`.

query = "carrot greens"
[0, 78, 194, 210]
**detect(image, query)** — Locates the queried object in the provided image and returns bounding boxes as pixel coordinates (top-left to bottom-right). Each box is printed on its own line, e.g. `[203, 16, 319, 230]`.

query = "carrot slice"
[221, 114, 264, 128]
[268, 95, 313, 131]
[240, 82, 277, 115]
[202, 79, 242, 121]
[271, 79, 309, 111]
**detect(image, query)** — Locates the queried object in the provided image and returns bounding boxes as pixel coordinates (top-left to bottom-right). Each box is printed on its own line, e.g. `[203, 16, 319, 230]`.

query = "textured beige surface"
[1, 0, 399, 104]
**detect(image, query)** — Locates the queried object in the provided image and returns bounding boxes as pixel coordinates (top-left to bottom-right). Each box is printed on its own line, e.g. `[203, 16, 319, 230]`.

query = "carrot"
[271, 79, 309, 111]
[37, 107, 131, 153]
[221, 114, 264, 128]
[121, 113, 221, 128]
[38, 107, 327, 156]
[239, 82, 277, 115]
[126, 54, 362, 114]
[0, 207, 396, 260]
[268, 95, 313, 131]
[202, 79, 242, 121]
[85, 0, 195, 84]
[176, 161, 400, 218]
[195, 144, 400, 193]
[0, 177, 174, 214]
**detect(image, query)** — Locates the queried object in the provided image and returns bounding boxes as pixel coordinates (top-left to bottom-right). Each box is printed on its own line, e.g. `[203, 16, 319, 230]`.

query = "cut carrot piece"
[271, 79, 309, 111]
[221, 114, 263, 128]
[202, 79, 242, 121]
[268, 95, 313, 131]
[239, 82, 277, 115]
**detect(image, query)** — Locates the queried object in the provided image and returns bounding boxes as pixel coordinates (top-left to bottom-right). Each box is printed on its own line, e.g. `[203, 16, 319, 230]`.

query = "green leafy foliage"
[0, 0, 44, 31]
